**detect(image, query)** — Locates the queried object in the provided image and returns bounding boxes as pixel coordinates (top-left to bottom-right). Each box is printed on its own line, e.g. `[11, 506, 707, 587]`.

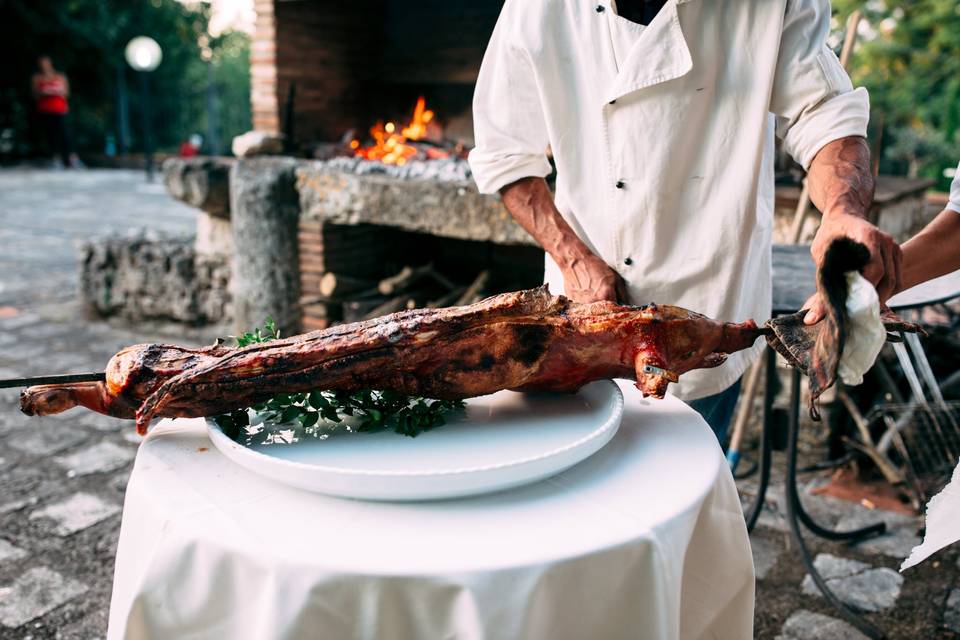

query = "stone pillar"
[163, 157, 232, 216]
[229, 157, 302, 335]
[163, 156, 236, 257]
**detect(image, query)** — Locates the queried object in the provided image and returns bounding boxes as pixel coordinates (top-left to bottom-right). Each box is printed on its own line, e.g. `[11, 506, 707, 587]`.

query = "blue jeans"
[687, 379, 742, 446]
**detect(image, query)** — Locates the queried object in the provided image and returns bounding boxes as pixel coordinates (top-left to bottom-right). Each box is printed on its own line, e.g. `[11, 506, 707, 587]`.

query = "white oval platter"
[206, 380, 624, 502]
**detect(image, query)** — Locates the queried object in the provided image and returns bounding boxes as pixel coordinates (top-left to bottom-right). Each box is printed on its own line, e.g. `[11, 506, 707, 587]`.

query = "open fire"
[350, 97, 452, 165]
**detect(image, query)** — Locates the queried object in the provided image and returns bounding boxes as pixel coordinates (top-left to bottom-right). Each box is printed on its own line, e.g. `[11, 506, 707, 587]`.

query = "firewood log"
[378, 264, 435, 296]
[320, 272, 376, 298]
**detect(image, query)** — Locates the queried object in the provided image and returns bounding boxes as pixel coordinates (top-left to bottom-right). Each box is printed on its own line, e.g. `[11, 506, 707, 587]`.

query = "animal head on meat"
[615, 303, 763, 398]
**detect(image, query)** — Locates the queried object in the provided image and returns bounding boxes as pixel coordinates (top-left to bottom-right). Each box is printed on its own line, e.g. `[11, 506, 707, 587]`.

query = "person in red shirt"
[32, 55, 82, 168]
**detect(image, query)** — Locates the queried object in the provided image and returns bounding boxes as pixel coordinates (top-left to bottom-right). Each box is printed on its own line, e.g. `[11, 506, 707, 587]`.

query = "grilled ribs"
[21, 286, 767, 434]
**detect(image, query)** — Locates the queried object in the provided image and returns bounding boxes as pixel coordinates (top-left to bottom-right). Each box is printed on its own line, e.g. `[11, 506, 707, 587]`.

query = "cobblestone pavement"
[738, 412, 960, 639]
[1, 169, 958, 639]
[0, 169, 221, 640]
[0, 169, 196, 312]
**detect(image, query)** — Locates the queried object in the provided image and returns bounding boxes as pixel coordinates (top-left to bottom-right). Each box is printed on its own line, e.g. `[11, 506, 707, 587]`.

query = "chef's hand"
[802, 212, 902, 325]
[559, 251, 628, 304]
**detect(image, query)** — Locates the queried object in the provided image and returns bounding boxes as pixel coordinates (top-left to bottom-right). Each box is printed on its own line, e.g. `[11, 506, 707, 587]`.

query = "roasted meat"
[21, 237, 924, 435]
[21, 286, 767, 434]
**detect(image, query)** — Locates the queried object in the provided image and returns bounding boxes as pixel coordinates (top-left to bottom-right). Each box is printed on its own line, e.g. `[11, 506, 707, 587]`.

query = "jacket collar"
[604, 0, 694, 103]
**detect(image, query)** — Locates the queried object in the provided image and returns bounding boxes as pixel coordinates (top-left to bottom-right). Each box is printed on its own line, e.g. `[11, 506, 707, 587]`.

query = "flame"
[352, 97, 441, 165]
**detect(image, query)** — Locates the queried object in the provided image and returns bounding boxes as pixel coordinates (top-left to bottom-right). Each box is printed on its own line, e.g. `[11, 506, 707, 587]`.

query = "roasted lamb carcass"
[21, 237, 924, 434]
[21, 286, 768, 434]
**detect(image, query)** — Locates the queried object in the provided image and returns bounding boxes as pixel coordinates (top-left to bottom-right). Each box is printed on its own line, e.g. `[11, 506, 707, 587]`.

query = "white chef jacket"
[469, 0, 869, 400]
[947, 161, 960, 213]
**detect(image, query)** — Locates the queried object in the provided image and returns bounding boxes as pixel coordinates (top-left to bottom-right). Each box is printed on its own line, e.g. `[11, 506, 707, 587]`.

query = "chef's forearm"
[802, 136, 904, 308]
[899, 209, 960, 292]
[500, 177, 596, 267]
[805, 136, 875, 219]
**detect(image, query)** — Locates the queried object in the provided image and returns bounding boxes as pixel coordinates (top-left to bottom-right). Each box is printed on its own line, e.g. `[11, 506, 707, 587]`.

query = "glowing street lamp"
[125, 37, 163, 181]
[125, 37, 163, 72]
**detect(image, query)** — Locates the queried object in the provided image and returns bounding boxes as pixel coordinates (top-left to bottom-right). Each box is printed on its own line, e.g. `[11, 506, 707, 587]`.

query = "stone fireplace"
[157, 154, 546, 335]
[251, 0, 504, 149]
[182, 0, 545, 335]
[294, 163, 543, 330]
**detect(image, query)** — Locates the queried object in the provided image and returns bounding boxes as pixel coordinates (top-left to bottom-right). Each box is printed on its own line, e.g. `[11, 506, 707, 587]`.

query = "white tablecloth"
[107, 381, 754, 640]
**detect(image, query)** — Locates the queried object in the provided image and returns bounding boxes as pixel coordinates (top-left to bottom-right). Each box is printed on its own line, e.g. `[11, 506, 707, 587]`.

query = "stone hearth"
[295, 162, 534, 246]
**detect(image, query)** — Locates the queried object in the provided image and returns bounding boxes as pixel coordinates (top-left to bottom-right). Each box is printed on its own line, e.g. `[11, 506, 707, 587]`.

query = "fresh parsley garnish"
[213, 318, 464, 443]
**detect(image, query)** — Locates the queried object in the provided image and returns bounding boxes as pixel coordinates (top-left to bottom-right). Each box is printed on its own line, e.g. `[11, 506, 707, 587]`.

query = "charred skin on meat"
[20, 286, 765, 434]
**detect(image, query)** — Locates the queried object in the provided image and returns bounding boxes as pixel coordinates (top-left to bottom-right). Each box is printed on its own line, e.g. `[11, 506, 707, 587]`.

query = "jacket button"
[595, 4, 605, 12]
[615, 180, 625, 189]
[624, 257, 633, 266]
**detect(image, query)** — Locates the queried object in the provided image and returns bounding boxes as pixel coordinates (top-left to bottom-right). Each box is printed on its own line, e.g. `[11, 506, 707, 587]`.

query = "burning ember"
[351, 97, 450, 165]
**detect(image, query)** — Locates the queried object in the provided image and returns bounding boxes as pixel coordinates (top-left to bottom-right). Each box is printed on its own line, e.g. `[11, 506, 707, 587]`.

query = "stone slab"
[162, 156, 233, 217]
[801, 553, 903, 612]
[0, 497, 37, 515]
[836, 511, 922, 560]
[0, 538, 28, 563]
[0, 566, 86, 628]
[29, 493, 121, 536]
[750, 535, 782, 580]
[297, 164, 536, 246]
[7, 423, 88, 457]
[54, 441, 135, 476]
[776, 609, 869, 640]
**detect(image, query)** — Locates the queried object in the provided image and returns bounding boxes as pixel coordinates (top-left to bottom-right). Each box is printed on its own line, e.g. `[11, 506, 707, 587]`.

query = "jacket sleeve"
[948, 161, 960, 213]
[770, 0, 869, 170]
[468, 1, 552, 194]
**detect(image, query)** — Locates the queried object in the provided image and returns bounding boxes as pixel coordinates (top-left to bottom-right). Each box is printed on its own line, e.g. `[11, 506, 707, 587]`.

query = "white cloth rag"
[901, 458, 960, 571]
[837, 271, 887, 386]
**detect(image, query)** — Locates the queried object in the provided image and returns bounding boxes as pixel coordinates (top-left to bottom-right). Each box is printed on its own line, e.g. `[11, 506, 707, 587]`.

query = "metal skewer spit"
[0, 372, 106, 389]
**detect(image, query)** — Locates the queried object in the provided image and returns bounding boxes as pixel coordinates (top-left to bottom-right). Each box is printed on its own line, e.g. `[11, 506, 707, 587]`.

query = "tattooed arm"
[802, 136, 902, 324]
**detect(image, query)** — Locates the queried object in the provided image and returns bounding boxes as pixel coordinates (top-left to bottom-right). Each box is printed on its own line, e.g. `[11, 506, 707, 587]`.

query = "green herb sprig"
[213, 319, 464, 442]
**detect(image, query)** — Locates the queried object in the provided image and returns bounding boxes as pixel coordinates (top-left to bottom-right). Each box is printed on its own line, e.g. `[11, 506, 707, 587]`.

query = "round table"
[107, 381, 754, 640]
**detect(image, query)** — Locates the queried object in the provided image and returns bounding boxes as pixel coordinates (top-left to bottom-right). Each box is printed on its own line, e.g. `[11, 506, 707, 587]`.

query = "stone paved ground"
[0, 168, 958, 639]
[737, 405, 960, 639]
[0, 169, 222, 640]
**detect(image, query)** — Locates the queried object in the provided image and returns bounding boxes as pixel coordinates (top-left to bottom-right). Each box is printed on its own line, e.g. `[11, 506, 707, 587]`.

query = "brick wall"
[251, 0, 280, 133]
[252, 0, 503, 144]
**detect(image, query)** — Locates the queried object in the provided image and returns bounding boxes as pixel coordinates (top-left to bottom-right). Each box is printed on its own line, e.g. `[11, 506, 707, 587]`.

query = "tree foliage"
[831, 0, 960, 185]
[0, 0, 251, 157]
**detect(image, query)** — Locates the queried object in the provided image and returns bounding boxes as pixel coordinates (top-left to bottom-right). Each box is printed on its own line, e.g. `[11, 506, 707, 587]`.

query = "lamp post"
[124, 36, 163, 181]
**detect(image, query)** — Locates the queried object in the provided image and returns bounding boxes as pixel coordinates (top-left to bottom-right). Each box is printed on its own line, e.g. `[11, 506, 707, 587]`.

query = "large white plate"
[206, 380, 623, 501]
